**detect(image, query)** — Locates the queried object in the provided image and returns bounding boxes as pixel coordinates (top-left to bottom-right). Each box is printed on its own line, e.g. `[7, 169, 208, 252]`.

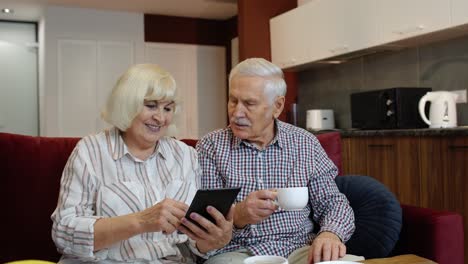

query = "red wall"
[237, 0, 298, 122]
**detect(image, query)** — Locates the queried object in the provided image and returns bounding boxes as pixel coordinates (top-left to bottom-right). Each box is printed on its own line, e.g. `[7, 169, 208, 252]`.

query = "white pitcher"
[418, 91, 458, 128]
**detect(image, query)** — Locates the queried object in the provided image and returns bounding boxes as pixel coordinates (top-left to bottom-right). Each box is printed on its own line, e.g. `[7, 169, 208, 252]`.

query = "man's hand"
[233, 189, 278, 228]
[178, 205, 234, 253]
[308, 231, 346, 263]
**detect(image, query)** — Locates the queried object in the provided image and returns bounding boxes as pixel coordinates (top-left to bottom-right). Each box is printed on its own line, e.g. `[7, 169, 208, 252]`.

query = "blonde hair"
[229, 58, 286, 104]
[102, 64, 177, 131]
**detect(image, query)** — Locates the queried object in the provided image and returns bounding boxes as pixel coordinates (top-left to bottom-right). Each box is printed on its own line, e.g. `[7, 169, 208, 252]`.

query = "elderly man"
[197, 58, 355, 264]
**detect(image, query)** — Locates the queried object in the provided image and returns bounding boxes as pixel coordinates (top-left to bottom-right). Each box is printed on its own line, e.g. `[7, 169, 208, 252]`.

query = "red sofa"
[0, 132, 463, 263]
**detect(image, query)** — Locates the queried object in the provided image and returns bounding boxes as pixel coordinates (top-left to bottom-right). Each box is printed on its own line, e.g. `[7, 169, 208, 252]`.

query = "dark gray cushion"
[335, 175, 402, 259]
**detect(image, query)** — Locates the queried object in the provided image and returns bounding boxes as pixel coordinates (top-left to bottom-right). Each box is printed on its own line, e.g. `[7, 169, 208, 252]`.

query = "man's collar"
[231, 119, 284, 150]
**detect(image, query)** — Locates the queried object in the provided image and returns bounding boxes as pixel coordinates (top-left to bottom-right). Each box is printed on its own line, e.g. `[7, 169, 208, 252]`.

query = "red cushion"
[0, 132, 79, 262]
[315, 132, 342, 176]
[394, 204, 464, 264]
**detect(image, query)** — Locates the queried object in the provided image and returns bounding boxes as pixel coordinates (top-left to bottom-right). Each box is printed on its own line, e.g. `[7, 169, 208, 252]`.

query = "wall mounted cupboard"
[271, 0, 468, 69]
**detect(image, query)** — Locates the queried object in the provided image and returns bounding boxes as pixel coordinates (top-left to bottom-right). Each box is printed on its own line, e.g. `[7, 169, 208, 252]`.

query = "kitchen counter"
[308, 126, 468, 137]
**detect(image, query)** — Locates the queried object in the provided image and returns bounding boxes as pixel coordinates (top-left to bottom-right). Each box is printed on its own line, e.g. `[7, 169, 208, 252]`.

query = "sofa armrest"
[392, 204, 464, 264]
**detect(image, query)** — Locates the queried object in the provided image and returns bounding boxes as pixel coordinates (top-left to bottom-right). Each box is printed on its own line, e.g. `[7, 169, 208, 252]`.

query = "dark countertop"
[307, 126, 468, 137]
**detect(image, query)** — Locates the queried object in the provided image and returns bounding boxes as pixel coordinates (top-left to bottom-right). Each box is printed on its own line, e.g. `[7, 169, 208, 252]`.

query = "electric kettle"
[418, 91, 458, 128]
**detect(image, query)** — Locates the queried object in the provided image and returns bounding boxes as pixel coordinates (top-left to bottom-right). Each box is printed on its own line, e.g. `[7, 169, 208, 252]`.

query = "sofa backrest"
[0, 131, 341, 262]
[0, 133, 80, 262]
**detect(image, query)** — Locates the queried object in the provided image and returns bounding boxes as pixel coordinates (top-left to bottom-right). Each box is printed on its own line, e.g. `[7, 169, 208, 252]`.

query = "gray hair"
[101, 64, 178, 131]
[229, 58, 287, 104]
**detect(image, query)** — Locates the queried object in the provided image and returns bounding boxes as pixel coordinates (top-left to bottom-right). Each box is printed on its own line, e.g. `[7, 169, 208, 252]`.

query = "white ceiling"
[0, 0, 238, 21]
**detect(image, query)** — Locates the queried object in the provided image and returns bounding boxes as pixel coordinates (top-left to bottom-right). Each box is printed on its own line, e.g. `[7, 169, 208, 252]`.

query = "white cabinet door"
[319, 0, 379, 58]
[271, 0, 379, 68]
[377, 0, 451, 44]
[270, 7, 308, 68]
[451, 0, 468, 26]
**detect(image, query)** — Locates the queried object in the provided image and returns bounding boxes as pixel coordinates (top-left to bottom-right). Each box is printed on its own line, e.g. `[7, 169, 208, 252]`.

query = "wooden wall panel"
[237, 0, 297, 122]
[144, 14, 227, 45]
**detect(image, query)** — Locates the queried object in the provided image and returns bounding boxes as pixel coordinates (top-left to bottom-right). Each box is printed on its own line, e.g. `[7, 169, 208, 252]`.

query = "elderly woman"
[51, 64, 233, 263]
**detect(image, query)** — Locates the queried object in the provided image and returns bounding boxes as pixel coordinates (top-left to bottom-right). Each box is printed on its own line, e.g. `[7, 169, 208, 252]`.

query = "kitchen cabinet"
[270, 0, 379, 68]
[451, 0, 468, 26]
[419, 136, 468, 259]
[342, 137, 420, 206]
[316, 0, 379, 59]
[377, 0, 450, 44]
[270, 6, 308, 68]
[343, 135, 468, 257]
[270, 0, 463, 70]
[342, 137, 368, 175]
[420, 136, 468, 215]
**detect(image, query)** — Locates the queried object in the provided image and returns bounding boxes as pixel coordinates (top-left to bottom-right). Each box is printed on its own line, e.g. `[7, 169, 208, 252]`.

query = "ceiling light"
[2, 8, 14, 14]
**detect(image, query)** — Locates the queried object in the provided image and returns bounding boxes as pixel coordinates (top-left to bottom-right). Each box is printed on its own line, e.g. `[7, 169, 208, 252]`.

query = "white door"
[57, 39, 135, 137]
[195, 45, 227, 137]
[0, 21, 38, 136]
[145, 43, 197, 139]
[96, 41, 135, 131]
[144, 42, 227, 140]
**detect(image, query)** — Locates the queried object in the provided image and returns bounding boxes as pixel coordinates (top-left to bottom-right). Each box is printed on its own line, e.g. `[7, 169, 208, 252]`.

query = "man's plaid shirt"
[196, 120, 355, 258]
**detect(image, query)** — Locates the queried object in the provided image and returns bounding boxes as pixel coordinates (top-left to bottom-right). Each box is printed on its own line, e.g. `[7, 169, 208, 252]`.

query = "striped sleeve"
[51, 140, 107, 260]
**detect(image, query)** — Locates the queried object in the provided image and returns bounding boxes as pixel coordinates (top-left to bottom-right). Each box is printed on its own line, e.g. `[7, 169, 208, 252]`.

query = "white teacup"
[244, 255, 288, 264]
[276, 187, 308, 210]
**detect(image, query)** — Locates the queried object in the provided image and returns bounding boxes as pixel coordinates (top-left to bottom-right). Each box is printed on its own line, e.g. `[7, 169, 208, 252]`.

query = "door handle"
[393, 24, 425, 35]
[368, 144, 394, 148]
[448, 145, 468, 150]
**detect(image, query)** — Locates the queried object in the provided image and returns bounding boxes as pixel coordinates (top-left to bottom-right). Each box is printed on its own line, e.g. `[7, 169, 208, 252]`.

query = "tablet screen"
[185, 187, 241, 226]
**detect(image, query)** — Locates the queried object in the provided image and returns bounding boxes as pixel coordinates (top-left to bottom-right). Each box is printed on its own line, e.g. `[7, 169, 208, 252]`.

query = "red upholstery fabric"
[0, 133, 79, 262]
[315, 132, 342, 176]
[393, 204, 464, 264]
[0, 132, 463, 263]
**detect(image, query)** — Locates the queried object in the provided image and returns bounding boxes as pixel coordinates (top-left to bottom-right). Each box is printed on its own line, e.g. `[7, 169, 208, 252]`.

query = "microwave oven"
[351, 87, 432, 129]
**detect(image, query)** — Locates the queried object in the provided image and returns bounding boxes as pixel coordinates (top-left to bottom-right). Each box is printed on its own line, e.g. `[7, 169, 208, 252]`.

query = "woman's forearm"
[93, 213, 142, 251]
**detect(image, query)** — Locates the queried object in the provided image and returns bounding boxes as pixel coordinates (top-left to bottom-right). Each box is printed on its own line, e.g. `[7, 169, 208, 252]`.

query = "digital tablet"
[185, 187, 241, 226]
